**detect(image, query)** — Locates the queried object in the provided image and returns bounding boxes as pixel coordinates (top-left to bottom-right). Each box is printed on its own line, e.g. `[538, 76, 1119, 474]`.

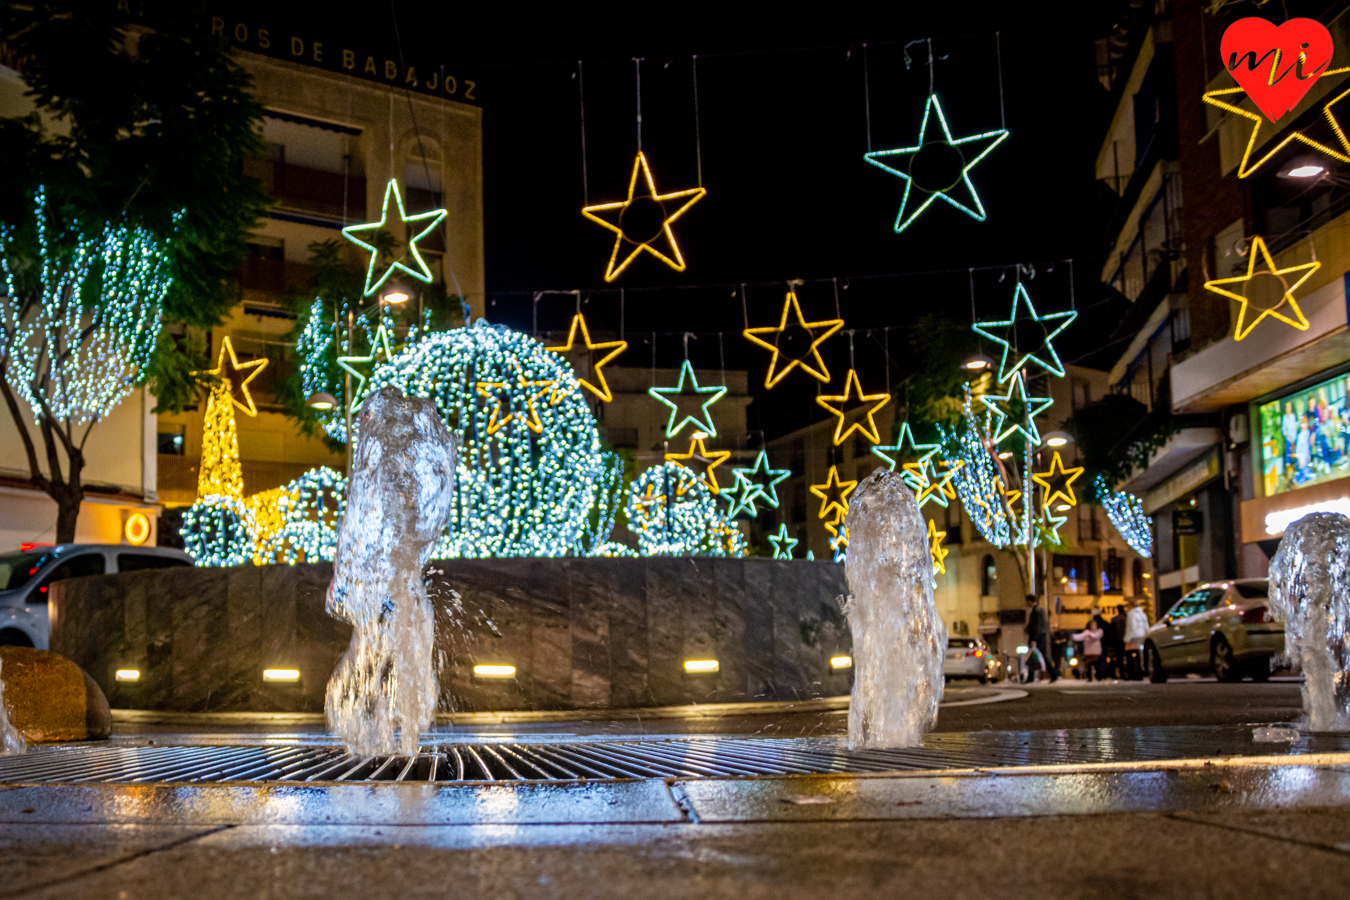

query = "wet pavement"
[1, 679, 1346, 898]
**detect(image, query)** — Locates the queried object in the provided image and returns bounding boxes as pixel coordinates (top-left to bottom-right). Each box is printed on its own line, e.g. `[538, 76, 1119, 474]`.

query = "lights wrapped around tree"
[0, 187, 171, 425]
[1095, 474, 1153, 558]
[367, 320, 620, 558]
[624, 462, 746, 557]
[941, 393, 1017, 548]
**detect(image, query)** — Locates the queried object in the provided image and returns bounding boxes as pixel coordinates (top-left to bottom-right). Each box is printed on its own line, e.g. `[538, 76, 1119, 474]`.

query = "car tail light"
[973, 649, 984, 658]
[1240, 606, 1268, 624]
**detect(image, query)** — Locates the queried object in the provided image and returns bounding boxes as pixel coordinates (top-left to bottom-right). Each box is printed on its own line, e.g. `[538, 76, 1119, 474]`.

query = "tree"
[0, 2, 268, 542]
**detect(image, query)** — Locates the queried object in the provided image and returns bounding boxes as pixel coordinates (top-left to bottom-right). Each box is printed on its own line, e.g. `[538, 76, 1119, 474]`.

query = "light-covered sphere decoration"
[181, 496, 253, 567]
[625, 462, 747, 557]
[367, 320, 612, 557]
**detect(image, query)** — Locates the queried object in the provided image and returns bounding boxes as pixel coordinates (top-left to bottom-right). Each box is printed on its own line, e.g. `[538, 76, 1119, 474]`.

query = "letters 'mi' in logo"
[1221, 17, 1335, 122]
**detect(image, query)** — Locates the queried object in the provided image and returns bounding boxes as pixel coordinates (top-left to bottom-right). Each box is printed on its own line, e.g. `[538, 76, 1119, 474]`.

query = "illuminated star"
[927, 518, 949, 576]
[1201, 72, 1350, 178]
[341, 178, 448, 297]
[649, 361, 727, 438]
[1036, 509, 1069, 545]
[632, 481, 665, 526]
[203, 335, 269, 417]
[582, 151, 706, 282]
[768, 523, 798, 560]
[815, 369, 891, 446]
[545, 313, 628, 402]
[1202, 236, 1320, 341]
[1032, 451, 1085, 510]
[665, 435, 732, 494]
[726, 451, 793, 517]
[476, 378, 558, 435]
[336, 322, 396, 401]
[829, 524, 849, 563]
[809, 465, 857, 521]
[1005, 487, 1023, 518]
[979, 375, 1054, 446]
[743, 291, 844, 387]
[863, 93, 1009, 233]
[972, 283, 1077, 383]
[872, 421, 940, 481]
[916, 459, 961, 509]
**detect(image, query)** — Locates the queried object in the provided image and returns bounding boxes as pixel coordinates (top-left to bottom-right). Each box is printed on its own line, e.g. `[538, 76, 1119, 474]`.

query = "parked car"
[944, 636, 1000, 684]
[1142, 579, 1284, 683]
[0, 544, 193, 649]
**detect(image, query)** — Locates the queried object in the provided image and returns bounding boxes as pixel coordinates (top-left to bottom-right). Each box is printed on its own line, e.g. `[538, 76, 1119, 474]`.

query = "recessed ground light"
[473, 664, 516, 679]
[830, 656, 853, 670]
[115, 669, 140, 682]
[263, 668, 301, 682]
[683, 659, 719, 673]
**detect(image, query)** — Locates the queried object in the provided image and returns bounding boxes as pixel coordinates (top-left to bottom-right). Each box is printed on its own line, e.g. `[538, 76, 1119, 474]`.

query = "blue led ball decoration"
[367, 320, 616, 557]
[181, 496, 252, 567]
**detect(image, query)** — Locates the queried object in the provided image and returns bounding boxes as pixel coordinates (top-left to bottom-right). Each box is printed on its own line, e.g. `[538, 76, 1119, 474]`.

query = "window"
[1233, 581, 1269, 599]
[37, 553, 106, 596]
[157, 427, 186, 456]
[981, 555, 997, 597]
[117, 553, 191, 573]
[1166, 587, 1226, 619]
[947, 638, 978, 649]
[1102, 550, 1123, 594]
[1072, 379, 1091, 410]
[0, 550, 50, 591]
[1052, 555, 1096, 595]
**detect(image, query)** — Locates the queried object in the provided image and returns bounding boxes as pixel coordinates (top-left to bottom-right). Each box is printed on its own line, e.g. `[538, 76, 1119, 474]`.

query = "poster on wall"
[1257, 371, 1350, 496]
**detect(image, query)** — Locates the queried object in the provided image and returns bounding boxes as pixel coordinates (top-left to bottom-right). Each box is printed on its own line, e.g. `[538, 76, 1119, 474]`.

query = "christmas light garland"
[1095, 474, 1153, 558]
[624, 462, 746, 557]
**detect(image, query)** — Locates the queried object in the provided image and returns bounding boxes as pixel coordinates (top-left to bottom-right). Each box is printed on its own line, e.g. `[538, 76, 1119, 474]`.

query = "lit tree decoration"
[296, 298, 392, 443]
[0, 188, 171, 426]
[196, 337, 268, 499]
[624, 462, 746, 557]
[1094, 474, 1153, 557]
[941, 392, 1018, 548]
[367, 321, 618, 558]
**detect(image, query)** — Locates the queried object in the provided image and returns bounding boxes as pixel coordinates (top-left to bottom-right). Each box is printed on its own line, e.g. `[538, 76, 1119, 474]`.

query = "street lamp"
[1279, 156, 1327, 179]
[306, 391, 338, 411]
[381, 283, 411, 306]
[1043, 430, 1073, 448]
[961, 354, 994, 372]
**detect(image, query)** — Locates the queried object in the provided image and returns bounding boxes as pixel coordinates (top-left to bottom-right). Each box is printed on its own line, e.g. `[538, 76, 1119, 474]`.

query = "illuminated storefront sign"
[1255, 370, 1350, 497]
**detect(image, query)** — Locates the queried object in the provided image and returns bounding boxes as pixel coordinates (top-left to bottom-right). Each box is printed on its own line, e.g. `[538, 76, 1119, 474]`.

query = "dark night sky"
[222, 2, 1132, 439]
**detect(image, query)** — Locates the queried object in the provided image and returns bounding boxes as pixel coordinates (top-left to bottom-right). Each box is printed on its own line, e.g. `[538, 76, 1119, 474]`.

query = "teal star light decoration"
[768, 523, 798, 560]
[342, 178, 448, 297]
[979, 374, 1054, 446]
[863, 94, 1009, 234]
[649, 360, 727, 438]
[872, 422, 939, 484]
[972, 283, 1078, 383]
[726, 451, 793, 518]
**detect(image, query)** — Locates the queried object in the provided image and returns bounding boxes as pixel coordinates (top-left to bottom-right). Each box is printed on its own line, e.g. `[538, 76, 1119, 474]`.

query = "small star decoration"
[204, 336, 269, 417]
[810, 465, 857, 522]
[815, 369, 891, 446]
[648, 361, 727, 438]
[545, 313, 628, 402]
[742, 291, 844, 388]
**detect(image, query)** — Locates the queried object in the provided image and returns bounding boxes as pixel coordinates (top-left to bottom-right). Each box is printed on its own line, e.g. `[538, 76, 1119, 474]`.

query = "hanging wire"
[578, 60, 589, 205]
[635, 57, 643, 152]
[741, 283, 749, 328]
[719, 332, 726, 387]
[969, 267, 976, 321]
[692, 55, 704, 187]
[1069, 258, 1076, 309]
[861, 44, 872, 152]
[927, 37, 935, 94]
[883, 327, 891, 393]
[832, 277, 842, 318]
[995, 31, 1006, 130]
[619, 288, 625, 340]
[847, 330, 855, 369]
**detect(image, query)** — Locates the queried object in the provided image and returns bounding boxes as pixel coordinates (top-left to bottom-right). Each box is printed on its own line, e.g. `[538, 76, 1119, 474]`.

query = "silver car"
[944, 636, 1000, 684]
[0, 544, 192, 649]
[1143, 579, 1284, 683]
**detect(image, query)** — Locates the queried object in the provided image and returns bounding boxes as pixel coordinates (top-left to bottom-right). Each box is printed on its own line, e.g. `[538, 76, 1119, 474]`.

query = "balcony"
[244, 158, 366, 222]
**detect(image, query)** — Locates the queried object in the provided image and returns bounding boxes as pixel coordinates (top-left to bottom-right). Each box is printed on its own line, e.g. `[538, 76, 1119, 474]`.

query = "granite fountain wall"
[49, 558, 853, 713]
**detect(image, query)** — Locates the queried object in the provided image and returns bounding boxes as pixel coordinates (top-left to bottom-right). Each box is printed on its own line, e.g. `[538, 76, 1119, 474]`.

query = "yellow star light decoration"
[341, 178, 448, 296]
[742, 291, 844, 388]
[665, 435, 732, 495]
[1032, 451, 1085, 510]
[582, 151, 706, 282]
[916, 460, 961, 509]
[1202, 235, 1320, 341]
[815, 369, 892, 446]
[633, 480, 665, 525]
[545, 313, 628, 403]
[809, 465, 857, 521]
[1201, 71, 1350, 179]
[203, 335, 269, 417]
[927, 518, 949, 576]
[336, 323, 396, 400]
[476, 378, 559, 435]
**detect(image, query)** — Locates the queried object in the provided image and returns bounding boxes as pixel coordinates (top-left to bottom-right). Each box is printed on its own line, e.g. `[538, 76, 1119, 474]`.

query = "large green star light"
[972, 283, 1077, 383]
[864, 94, 1009, 234]
[649, 361, 727, 438]
[342, 178, 448, 297]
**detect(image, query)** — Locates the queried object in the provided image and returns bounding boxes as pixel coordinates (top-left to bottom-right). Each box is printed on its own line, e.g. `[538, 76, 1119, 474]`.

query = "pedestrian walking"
[1072, 619, 1104, 682]
[1108, 606, 1128, 679]
[1124, 598, 1150, 679]
[1025, 594, 1059, 683]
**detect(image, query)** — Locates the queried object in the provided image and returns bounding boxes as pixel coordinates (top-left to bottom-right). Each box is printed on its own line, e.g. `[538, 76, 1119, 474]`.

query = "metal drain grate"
[1, 728, 1345, 785]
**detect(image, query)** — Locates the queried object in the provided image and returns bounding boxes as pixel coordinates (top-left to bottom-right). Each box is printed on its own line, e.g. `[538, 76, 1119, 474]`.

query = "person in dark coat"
[1025, 595, 1059, 682]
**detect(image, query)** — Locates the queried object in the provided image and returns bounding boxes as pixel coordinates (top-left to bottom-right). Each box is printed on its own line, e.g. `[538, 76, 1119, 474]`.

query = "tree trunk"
[48, 427, 85, 545]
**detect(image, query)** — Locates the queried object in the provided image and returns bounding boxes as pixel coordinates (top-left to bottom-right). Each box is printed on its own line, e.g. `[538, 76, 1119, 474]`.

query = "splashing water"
[842, 470, 946, 749]
[325, 388, 458, 755]
[0, 657, 25, 755]
[1269, 512, 1350, 732]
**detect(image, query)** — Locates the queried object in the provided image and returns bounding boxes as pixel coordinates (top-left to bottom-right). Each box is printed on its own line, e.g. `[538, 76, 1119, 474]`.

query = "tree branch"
[0, 360, 47, 489]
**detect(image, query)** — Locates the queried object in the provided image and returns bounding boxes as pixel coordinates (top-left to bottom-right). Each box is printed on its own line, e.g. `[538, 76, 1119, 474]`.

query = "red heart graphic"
[1222, 17, 1334, 122]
